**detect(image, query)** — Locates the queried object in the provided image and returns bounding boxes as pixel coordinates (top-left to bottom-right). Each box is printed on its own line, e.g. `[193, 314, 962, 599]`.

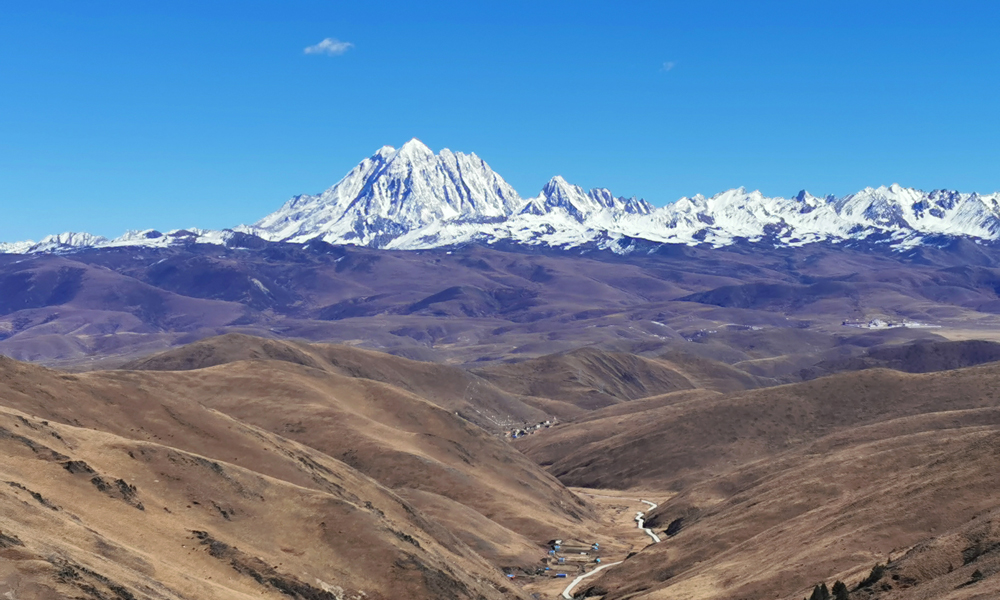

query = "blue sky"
[2, 1, 999, 241]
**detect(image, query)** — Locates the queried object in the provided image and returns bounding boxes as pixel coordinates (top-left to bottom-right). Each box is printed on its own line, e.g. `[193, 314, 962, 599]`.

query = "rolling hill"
[518, 362, 1000, 599]
[0, 336, 619, 600]
[3, 238, 1000, 373]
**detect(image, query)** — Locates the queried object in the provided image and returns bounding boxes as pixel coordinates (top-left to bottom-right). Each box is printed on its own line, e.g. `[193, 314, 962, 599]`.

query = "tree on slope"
[832, 580, 849, 600]
[808, 583, 831, 600]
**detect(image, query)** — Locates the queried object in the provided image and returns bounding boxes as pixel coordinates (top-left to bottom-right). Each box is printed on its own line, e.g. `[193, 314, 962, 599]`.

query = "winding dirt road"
[559, 497, 661, 599]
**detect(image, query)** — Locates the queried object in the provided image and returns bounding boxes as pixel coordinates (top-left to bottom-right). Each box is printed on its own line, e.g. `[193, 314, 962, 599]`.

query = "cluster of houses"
[842, 318, 939, 329]
[503, 538, 603, 580]
[540, 539, 602, 578]
[506, 419, 555, 439]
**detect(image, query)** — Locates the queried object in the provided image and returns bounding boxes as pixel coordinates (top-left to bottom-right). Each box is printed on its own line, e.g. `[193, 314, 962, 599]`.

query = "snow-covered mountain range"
[5, 138, 1000, 254]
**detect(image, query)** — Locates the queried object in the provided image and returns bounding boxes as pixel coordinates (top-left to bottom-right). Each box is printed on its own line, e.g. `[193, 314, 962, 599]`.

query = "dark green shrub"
[808, 583, 830, 600]
[857, 564, 885, 589]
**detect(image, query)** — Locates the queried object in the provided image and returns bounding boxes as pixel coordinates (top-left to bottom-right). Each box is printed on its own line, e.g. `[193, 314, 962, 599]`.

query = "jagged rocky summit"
[5, 138, 1000, 254]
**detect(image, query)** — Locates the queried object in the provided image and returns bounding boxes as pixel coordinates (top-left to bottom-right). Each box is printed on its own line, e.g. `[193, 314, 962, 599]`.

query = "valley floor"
[518, 489, 675, 600]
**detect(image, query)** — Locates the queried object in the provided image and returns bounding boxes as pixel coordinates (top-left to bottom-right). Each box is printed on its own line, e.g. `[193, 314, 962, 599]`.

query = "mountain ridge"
[5, 139, 1000, 254]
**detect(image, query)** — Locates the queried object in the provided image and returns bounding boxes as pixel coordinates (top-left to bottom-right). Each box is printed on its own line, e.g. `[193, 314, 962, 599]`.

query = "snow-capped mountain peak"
[253, 139, 522, 247]
[391, 137, 435, 161]
[520, 176, 653, 222]
[520, 176, 594, 219]
[22, 232, 109, 254]
[4, 142, 1000, 255]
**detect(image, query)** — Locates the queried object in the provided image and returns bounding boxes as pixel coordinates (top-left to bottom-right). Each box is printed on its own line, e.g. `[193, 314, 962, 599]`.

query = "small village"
[507, 419, 556, 439]
[541, 539, 603, 578]
[503, 538, 603, 585]
[841, 318, 940, 329]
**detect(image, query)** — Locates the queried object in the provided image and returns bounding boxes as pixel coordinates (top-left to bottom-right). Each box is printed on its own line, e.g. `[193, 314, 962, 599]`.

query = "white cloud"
[304, 38, 354, 56]
[662, 61, 676, 72]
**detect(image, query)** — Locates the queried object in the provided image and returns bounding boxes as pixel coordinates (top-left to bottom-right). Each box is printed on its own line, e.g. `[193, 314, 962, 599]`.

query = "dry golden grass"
[10, 332, 1000, 599]
[0, 336, 612, 600]
[0, 403, 522, 600]
[531, 364, 1000, 599]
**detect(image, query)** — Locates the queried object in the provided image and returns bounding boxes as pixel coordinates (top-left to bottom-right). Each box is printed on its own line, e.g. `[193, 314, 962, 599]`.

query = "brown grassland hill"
[0, 335, 616, 600]
[121, 332, 572, 429]
[521, 364, 1000, 599]
[0, 379, 521, 600]
[6, 328, 1000, 600]
[472, 347, 698, 411]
